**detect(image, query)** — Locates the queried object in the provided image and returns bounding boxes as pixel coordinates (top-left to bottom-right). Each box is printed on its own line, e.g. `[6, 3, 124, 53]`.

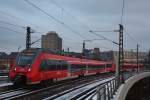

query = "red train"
[9, 48, 143, 85]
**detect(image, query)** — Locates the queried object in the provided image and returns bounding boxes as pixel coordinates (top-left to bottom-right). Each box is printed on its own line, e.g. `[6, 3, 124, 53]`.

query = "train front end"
[9, 49, 37, 85]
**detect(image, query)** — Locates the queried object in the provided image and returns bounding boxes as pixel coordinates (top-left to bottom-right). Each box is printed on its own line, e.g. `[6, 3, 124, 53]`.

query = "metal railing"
[88, 70, 147, 100]
[89, 77, 118, 100]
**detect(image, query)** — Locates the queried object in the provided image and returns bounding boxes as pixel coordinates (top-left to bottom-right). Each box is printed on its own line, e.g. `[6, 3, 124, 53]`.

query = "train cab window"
[17, 53, 36, 67]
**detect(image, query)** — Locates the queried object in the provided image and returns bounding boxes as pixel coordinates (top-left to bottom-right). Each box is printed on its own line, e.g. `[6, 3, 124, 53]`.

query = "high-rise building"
[93, 48, 100, 60]
[41, 31, 62, 51]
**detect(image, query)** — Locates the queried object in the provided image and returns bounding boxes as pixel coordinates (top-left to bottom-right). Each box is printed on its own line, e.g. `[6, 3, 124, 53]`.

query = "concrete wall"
[115, 71, 150, 100]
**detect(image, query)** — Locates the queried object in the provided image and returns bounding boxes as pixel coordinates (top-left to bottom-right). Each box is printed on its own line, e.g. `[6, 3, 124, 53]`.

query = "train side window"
[46, 60, 67, 71]
[106, 64, 112, 68]
[61, 61, 68, 70]
[98, 65, 104, 69]
[70, 64, 76, 71]
[56, 60, 62, 70]
[70, 64, 80, 71]
[47, 60, 57, 70]
[81, 65, 86, 70]
[88, 65, 92, 70]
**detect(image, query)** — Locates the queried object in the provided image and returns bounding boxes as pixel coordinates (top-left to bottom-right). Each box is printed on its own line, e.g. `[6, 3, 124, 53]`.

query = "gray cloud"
[0, 0, 150, 53]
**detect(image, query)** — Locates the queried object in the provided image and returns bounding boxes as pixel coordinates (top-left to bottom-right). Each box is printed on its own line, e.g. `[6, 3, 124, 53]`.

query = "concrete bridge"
[114, 71, 150, 100]
[89, 71, 150, 100]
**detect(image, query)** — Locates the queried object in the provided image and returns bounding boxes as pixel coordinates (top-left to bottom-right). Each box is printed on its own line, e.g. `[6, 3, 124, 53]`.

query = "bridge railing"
[89, 77, 118, 100]
[89, 70, 148, 100]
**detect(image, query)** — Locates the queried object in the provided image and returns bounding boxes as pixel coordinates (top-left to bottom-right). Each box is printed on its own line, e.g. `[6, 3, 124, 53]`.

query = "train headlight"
[14, 67, 16, 71]
[28, 68, 31, 72]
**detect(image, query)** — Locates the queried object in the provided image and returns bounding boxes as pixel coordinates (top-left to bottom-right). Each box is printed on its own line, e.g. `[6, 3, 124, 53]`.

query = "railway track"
[3, 73, 114, 100]
[0, 83, 14, 93]
[0, 88, 24, 96]
[44, 77, 114, 100]
[0, 88, 32, 100]
[0, 74, 111, 100]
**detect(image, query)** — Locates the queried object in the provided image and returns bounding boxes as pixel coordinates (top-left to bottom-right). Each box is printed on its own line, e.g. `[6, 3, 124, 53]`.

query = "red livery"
[9, 48, 143, 85]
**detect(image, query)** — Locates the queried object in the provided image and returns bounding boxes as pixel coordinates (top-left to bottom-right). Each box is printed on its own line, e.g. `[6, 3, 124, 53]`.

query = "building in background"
[0, 52, 18, 70]
[100, 50, 148, 63]
[82, 47, 101, 60]
[93, 48, 100, 60]
[41, 31, 62, 51]
[100, 51, 114, 61]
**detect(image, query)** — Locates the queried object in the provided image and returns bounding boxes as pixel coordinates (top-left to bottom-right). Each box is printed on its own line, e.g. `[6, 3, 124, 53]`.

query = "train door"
[67, 63, 72, 77]
[85, 64, 88, 75]
[55, 60, 60, 78]
[40, 60, 47, 81]
[104, 64, 107, 72]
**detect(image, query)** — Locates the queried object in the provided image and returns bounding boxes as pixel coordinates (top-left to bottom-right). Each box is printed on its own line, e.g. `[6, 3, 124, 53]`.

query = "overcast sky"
[0, 0, 149, 53]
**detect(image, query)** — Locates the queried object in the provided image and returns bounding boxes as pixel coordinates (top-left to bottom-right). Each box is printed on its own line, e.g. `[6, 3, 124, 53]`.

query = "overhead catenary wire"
[0, 26, 23, 34]
[0, 9, 52, 35]
[34, 31, 80, 42]
[31, 38, 41, 45]
[119, 0, 142, 51]
[124, 29, 138, 43]
[119, 0, 146, 52]
[89, 30, 119, 45]
[0, 10, 39, 29]
[123, 29, 147, 52]
[49, 0, 91, 31]
[49, 0, 104, 33]
[49, 0, 119, 46]
[24, 0, 87, 40]
[49, 0, 117, 34]
[0, 20, 25, 28]
[121, 0, 125, 24]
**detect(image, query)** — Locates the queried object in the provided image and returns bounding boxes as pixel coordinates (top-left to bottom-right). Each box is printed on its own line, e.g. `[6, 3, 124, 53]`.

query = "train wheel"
[49, 79, 53, 84]
[41, 80, 47, 87]
[13, 75, 26, 87]
[41, 79, 52, 87]
[78, 74, 84, 78]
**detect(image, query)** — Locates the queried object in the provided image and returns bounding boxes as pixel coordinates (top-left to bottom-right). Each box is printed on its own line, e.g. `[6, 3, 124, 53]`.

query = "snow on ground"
[54, 77, 114, 100]
[0, 75, 12, 87]
[0, 82, 12, 87]
[0, 89, 28, 99]
[0, 76, 8, 78]
[0, 75, 9, 82]
[110, 84, 124, 100]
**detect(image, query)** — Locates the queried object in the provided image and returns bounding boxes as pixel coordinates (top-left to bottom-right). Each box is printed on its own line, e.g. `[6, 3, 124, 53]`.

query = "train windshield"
[17, 53, 36, 67]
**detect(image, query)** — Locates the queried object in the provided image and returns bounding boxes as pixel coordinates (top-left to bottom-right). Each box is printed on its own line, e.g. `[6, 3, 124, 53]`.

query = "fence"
[88, 70, 144, 100]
